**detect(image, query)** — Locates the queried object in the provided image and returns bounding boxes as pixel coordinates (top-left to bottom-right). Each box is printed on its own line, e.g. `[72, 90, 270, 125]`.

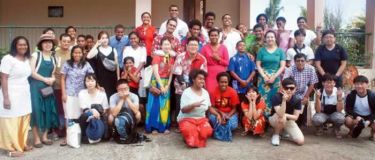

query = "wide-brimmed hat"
[37, 33, 57, 47]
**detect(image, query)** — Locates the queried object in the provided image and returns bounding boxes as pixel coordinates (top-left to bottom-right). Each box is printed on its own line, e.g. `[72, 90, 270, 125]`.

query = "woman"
[87, 31, 120, 99]
[60, 46, 94, 145]
[78, 73, 109, 143]
[0, 36, 32, 157]
[178, 69, 212, 148]
[276, 17, 291, 53]
[201, 28, 229, 94]
[135, 12, 157, 66]
[256, 30, 286, 118]
[65, 26, 77, 46]
[145, 38, 175, 134]
[241, 86, 266, 136]
[29, 34, 59, 148]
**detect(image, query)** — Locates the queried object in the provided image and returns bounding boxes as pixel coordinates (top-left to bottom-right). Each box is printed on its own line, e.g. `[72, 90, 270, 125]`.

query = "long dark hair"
[10, 36, 31, 58]
[67, 45, 86, 68]
[243, 86, 261, 105]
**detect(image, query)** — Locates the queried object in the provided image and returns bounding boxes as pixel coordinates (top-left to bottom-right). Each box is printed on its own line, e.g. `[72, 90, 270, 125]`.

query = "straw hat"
[37, 33, 57, 47]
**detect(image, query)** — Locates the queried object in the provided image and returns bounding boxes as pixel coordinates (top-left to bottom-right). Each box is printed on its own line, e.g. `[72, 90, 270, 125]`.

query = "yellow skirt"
[0, 114, 30, 152]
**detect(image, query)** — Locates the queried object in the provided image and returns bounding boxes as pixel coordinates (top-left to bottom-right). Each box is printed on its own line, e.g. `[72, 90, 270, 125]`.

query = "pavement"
[1, 126, 375, 160]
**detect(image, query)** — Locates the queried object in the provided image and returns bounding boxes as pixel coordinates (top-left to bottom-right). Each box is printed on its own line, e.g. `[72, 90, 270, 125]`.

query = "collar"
[294, 44, 306, 50]
[323, 87, 337, 97]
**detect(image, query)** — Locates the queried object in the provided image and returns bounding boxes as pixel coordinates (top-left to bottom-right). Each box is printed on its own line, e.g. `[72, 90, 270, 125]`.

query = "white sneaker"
[271, 134, 280, 146]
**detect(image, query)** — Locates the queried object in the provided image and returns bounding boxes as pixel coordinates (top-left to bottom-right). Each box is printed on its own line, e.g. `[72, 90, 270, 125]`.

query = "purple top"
[61, 62, 94, 96]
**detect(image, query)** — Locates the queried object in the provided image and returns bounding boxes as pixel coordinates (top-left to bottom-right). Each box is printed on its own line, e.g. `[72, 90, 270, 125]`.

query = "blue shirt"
[228, 52, 256, 93]
[109, 35, 129, 69]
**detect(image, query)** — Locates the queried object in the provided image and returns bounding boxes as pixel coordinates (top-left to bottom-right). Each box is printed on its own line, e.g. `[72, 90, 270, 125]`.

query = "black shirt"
[271, 93, 302, 116]
[315, 44, 347, 75]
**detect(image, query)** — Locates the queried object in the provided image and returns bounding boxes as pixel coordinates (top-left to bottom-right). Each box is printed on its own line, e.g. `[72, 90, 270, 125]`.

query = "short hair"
[204, 11, 216, 19]
[297, 17, 307, 23]
[353, 75, 369, 84]
[236, 40, 245, 47]
[42, 27, 55, 34]
[97, 31, 109, 40]
[187, 37, 199, 45]
[208, 28, 220, 36]
[84, 73, 98, 88]
[235, 23, 245, 30]
[294, 53, 307, 61]
[322, 30, 336, 38]
[188, 19, 202, 29]
[216, 72, 231, 82]
[276, 17, 286, 23]
[123, 56, 135, 64]
[321, 73, 336, 82]
[160, 37, 171, 46]
[294, 29, 306, 37]
[116, 79, 129, 88]
[128, 31, 139, 38]
[189, 69, 207, 82]
[85, 34, 94, 40]
[37, 39, 56, 51]
[65, 26, 77, 33]
[114, 24, 125, 31]
[77, 34, 86, 40]
[59, 33, 72, 41]
[167, 18, 178, 25]
[169, 4, 179, 10]
[282, 78, 297, 87]
[141, 12, 151, 18]
[221, 14, 230, 20]
[10, 36, 31, 58]
[256, 14, 268, 23]
[253, 23, 264, 31]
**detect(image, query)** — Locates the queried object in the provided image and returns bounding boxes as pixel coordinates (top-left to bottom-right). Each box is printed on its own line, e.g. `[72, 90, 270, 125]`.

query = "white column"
[135, 0, 152, 27]
[307, 0, 325, 29]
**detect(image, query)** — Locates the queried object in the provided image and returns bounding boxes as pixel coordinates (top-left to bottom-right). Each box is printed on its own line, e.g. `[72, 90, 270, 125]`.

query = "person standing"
[135, 12, 157, 66]
[158, 4, 188, 40]
[109, 24, 129, 70]
[220, 14, 242, 59]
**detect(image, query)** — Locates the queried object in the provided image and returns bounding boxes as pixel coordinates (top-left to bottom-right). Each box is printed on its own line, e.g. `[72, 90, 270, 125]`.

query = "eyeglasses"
[284, 86, 295, 91]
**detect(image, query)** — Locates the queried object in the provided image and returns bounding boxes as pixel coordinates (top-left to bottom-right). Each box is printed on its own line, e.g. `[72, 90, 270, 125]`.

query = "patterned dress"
[241, 99, 266, 135]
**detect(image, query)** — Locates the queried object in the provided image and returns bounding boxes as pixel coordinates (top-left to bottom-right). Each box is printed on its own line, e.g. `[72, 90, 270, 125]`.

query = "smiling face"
[209, 31, 219, 44]
[257, 16, 267, 25]
[142, 13, 151, 25]
[42, 40, 53, 52]
[265, 32, 276, 46]
[205, 16, 215, 28]
[193, 74, 206, 89]
[124, 59, 134, 70]
[355, 82, 368, 96]
[218, 76, 229, 92]
[253, 27, 264, 39]
[129, 33, 139, 47]
[236, 41, 246, 53]
[297, 19, 307, 29]
[115, 27, 125, 40]
[16, 39, 28, 56]
[99, 34, 109, 46]
[77, 37, 86, 48]
[295, 57, 306, 70]
[161, 39, 172, 52]
[67, 28, 76, 39]
[190, 25, 201, 37]
[169, 6, 179, 18]
[187, 40, 199, 55]
[72, 47, 83, 63]
[222, 15, 232, 27]
[166, 20, 177, 34]
[323, 34, 336, 46]
[323, 80, 336, 93]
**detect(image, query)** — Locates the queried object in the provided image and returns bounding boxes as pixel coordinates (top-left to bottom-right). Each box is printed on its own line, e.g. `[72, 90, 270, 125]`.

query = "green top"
[244, 34, 263, 56]
[256, 47, 285, 70]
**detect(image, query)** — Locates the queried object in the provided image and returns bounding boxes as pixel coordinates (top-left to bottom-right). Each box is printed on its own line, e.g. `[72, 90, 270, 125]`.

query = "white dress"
[0, 55, 32, 118]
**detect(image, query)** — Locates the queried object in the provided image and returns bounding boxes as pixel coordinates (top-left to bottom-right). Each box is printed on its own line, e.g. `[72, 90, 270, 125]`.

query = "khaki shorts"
[269, 114, 304, 141]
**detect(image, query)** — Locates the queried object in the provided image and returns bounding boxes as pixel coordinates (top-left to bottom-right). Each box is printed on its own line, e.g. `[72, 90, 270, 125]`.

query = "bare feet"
[8, 151, 24, 157]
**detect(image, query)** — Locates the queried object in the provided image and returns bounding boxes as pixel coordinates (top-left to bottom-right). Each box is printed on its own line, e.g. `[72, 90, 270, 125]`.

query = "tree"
[323, 7, 343, 31]
[349, 14, 366, 31]
[264, 0, 284, 28]
[299, 6, 307, 17]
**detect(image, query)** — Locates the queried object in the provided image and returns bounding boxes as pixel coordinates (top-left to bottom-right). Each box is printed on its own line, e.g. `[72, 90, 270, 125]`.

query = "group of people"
[1, 4, 375, 157]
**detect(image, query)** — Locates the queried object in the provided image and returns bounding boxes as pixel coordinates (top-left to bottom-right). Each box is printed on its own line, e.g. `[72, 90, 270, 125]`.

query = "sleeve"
[228, 57, 235, 71]
[131, 94, 139, 106]
[258, 99, 266, 111]
[307, 47, 315, 60]
[0, 55, 13, 74]
[271, 94, 281, 107]
[285, 48, 293, 61]
[152, 56, 161, 65]
[113, 48, 119, 64]
[241, 103, 249, 111]
[256, 48, 263, 61]
[314, 47, 322, 61]
[279, 49, 286, 61]
[180, 90, 189, 109]
[310, 67, 319, 84]
[205, 90, 211, 107]
[141, 47, 147, 63]
[231, 89, 240, 106]
[158, 21, 167, 35]
[340, 46, 348, 60]
[219, 46, 229, 66]
[294, 98, 302, 110]
[78, 90, 89, 109]
[102, 93, 109, 110]
[60, 62, 69, 74]
[86, 62, 94, 73]
[109, 94, 117, 109]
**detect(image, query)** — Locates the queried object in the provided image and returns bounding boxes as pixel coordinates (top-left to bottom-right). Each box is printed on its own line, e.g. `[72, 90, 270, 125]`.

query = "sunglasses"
[284, 86, 295, 91]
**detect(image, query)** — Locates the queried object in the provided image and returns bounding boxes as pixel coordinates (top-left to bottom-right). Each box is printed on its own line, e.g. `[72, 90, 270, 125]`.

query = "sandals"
[33, 143, 43, 148]
[60, 140, 67, 147]
[24, 146, 33, 152]
[8, 151, 24, 157]
[42, 139, 53, 145]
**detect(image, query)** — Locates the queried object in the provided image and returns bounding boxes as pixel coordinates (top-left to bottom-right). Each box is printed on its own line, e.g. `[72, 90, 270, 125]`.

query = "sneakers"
[271, 134, 280, 146]
[352, 120, 365, 138]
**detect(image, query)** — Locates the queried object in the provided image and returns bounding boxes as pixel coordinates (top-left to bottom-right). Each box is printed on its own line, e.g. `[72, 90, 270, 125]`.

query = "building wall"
[151, 0, 184, 28]
[0, 0, 135, 26]
[206, 0, 240, 28]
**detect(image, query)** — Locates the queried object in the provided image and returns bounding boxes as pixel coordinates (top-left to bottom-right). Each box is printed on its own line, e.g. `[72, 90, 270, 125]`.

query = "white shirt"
[0, 55, 32, 117]
[78, 89, 109, 110]
[290, 29, 317, 47]
[321, 87, 344, 105]
[158, 18, 189, 41]
[221, 30, 242, 58]
[177, 87, 211, 122]
[354, 95, 371, 116]
[286, 45, 315, 65]
[122, 46, 147, 68]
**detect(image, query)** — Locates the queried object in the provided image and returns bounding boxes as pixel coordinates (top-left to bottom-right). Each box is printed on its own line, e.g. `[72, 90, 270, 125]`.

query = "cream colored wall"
[206, 0, 240, 29]
[151, 0, 184, 28]
[0, 0, 135, 26]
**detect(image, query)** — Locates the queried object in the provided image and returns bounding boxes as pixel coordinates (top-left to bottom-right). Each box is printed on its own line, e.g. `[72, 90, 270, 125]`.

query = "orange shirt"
[210, 87, 240, 113]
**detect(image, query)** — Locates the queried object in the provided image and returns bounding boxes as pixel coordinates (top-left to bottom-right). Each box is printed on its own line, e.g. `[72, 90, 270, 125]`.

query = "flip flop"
[33, 143, 43, 148]
[42, 139, 53, 145]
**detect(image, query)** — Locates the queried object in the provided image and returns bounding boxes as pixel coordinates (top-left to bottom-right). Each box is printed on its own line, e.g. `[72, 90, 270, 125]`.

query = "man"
[208, 72, 240, 141]
[85, 34, 95, 52]
[245, 23, 264, 58]
[286, 29, 315, 67]
[315, 30, 347, 88]
[312, 74, 345, 138]
[109, 24, 129, 70]
[345, 75, 375, 140]
[153, 18, 183, 54]
[172, 37, 207, 128]
[289, 17, 321, 48]
[220, 14, 242, 59]
[53, 33, 72, 137]
[180, 19, 206, 52]
[158, 4, 188, 40]
[269, 78, 304, 146]
[201, 12, 217, 42]
[77, 34, 86, 49]
[108, 80, 141, 143]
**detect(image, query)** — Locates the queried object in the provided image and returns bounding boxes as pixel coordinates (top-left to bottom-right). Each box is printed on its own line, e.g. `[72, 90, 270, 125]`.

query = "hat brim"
[37, 39, 57, 48]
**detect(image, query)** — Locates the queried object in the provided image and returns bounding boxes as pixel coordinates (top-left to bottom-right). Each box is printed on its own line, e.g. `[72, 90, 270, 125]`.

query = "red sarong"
[179, 118, 213, 148]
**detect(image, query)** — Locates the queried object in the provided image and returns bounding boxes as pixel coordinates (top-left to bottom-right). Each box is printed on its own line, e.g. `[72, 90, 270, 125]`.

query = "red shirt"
[241, 99, 266, 112]
[152, 55, 175, 78]
[211, 87, 240, 113]
[121, 67, 139, 89]
[135, 25, 157, 56]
